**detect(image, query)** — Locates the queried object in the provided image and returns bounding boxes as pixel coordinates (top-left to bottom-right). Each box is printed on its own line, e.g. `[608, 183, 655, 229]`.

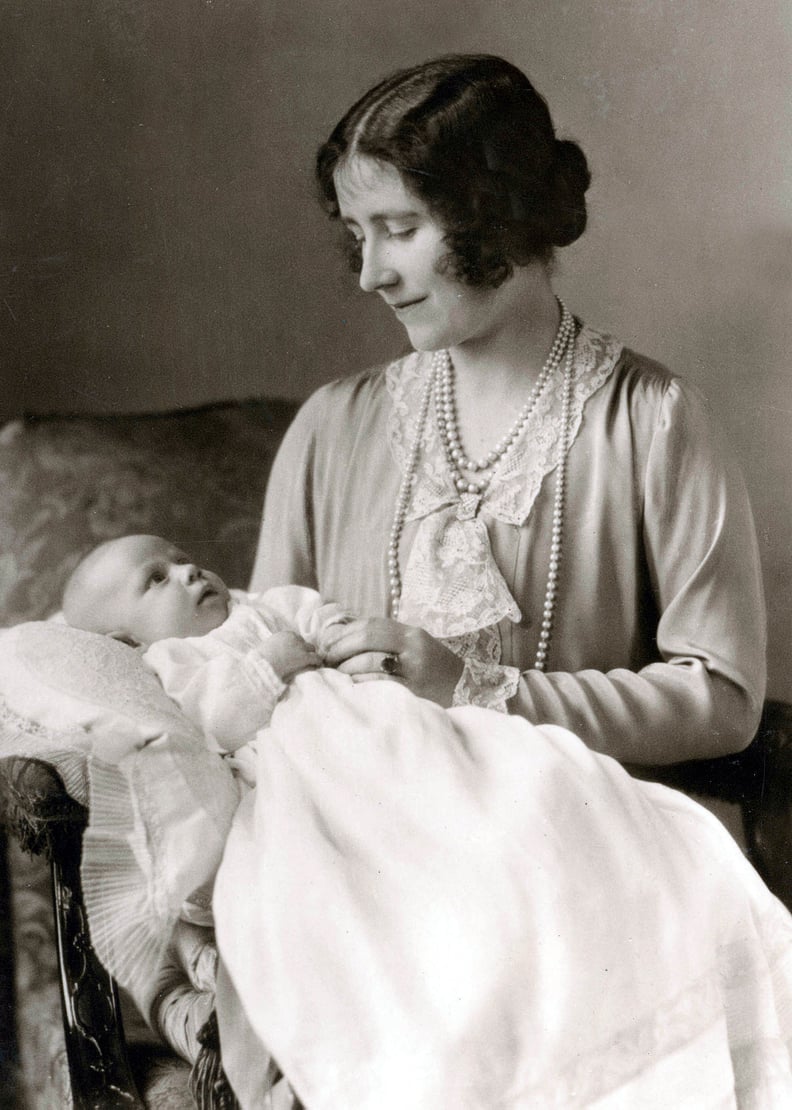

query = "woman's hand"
[321, 618, 464, 708]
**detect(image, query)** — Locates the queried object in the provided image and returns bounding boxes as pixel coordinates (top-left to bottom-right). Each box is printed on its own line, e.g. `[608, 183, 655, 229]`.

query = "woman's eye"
[343, 234, 363, 273]
[388, 227, 416, 240]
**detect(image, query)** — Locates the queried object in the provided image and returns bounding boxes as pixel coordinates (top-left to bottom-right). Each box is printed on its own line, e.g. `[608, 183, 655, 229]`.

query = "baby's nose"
[176, 562, 201, 583]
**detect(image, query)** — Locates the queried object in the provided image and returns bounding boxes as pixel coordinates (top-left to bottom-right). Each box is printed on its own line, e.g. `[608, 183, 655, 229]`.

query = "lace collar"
[386, 322, 623, 528]
[384, 323, 623, 642]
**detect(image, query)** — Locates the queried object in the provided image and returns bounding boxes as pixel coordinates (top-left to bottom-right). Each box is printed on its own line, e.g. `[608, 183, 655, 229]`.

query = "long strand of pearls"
[435, 303, 574, 497]
[533, 330, 574, 671]
[387, 317, 576, 671]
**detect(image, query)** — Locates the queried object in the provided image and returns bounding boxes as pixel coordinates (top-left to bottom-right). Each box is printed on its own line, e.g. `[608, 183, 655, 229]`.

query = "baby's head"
[62, 534, 231, 647]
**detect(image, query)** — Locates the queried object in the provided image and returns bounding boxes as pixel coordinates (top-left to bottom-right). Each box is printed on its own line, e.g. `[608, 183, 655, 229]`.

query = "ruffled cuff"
[452, 658, 522, 714]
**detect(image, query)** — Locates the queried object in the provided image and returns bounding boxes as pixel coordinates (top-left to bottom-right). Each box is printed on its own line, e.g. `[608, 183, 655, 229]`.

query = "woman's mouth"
[392, 297, 426, 314]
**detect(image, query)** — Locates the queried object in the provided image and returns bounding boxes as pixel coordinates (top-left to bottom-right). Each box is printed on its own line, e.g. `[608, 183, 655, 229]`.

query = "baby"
[61, 533, 353, 1068]
[62, 533, 350, 757]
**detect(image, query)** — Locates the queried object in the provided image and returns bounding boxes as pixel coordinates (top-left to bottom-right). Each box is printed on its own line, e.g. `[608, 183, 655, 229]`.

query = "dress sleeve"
[144, 638, 286, 752]
[507, 380, 767, 764]
[249, 392, 322, 592]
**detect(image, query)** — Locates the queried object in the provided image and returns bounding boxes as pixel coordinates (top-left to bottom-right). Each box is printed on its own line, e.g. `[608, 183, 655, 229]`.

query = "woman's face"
[333, 155, 514, 353]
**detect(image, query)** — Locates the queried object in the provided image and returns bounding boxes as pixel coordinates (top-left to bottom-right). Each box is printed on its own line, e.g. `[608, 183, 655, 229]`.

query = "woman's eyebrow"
[342, 209, 421, 224]
[374, 209, 421, 221]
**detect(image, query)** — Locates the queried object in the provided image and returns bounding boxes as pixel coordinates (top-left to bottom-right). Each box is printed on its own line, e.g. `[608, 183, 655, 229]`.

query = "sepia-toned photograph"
[1, 2, 790, 1106]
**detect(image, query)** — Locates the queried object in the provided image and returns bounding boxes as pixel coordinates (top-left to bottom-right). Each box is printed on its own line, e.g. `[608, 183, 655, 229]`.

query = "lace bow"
[386, 325, 623, 702]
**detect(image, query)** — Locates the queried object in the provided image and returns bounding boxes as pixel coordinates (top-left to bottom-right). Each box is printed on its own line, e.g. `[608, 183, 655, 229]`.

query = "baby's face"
[72, 535, 230, 646]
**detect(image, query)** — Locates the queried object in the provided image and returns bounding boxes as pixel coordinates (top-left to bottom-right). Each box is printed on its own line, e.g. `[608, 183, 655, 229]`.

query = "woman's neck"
[448, 267, 559, 377]
[443, 267, 566, 459]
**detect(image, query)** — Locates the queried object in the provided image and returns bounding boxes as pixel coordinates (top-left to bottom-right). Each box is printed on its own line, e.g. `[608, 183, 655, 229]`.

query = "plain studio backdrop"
[0, 0, 790, 699]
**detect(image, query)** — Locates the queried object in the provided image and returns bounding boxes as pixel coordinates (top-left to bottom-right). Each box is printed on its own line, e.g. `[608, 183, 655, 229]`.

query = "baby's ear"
[109, 630, 142, 649]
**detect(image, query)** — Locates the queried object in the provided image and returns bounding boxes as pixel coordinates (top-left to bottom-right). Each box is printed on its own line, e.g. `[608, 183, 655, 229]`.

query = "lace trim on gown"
[385, 324, 623, 709]
[525, 898, 792, 1108]
[0, 694, 91, 805]
[0, 622, 240, 1020]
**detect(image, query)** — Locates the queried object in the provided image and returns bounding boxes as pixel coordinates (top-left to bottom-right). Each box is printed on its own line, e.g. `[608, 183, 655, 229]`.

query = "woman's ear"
[109, 630, 142, 649]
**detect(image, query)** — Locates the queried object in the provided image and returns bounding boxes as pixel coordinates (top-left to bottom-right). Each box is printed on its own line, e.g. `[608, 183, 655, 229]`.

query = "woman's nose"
[358, 241, 399, 294]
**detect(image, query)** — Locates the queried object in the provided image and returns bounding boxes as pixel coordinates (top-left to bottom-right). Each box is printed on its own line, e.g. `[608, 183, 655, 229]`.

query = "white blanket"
[213, 670, 792, 1109]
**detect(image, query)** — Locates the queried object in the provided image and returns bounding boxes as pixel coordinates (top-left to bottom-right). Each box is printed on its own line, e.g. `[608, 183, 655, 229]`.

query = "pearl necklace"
[435, 303, 574, 498]
[387, 316, 576, 672]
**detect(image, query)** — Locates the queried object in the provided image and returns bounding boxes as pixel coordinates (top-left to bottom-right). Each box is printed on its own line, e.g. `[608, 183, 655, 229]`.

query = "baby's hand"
[314, 608, 354, 658]
[263, 630, 322, 683]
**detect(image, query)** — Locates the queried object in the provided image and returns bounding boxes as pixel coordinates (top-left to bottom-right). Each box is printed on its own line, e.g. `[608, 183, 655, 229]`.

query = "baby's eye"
[146, 570, 166, 588]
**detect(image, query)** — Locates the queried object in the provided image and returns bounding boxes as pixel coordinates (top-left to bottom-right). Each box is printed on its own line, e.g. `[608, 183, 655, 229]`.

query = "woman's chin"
[402, 327, 445, 353]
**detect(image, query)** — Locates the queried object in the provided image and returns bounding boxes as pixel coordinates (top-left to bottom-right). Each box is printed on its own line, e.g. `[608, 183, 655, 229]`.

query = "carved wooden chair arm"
[0, 754, 242, 1109]
[0, 757, 144, 1107]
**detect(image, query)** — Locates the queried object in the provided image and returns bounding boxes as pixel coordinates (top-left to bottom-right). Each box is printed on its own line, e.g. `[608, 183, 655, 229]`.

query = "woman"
[251, 53, 765, 767]
[205, 52, 792, 1108]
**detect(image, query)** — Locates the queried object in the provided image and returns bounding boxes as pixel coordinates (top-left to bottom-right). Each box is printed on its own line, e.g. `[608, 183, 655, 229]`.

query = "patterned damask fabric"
[8, 836, 72, 1109]
[0, 398, 297, 628]
[0, 398, 296, 1108]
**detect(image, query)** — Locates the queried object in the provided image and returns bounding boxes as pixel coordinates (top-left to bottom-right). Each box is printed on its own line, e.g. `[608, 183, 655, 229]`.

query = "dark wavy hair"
[316, 54, 591, 288]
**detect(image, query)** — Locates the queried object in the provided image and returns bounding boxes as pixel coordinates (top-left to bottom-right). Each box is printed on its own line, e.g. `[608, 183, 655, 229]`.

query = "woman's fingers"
[350, 673, 408, 685]
[336, 651, 400, 677]
[322, 619, 401, 665]
[319, 619, 366, 651]
[320, 619, 464, 708]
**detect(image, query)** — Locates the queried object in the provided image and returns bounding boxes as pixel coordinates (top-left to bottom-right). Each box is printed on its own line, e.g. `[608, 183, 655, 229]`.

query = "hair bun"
[549, 139, 590, 247]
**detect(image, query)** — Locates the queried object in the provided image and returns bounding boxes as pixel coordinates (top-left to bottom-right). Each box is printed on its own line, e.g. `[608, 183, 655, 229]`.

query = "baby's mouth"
[197, 584, 217, 604]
